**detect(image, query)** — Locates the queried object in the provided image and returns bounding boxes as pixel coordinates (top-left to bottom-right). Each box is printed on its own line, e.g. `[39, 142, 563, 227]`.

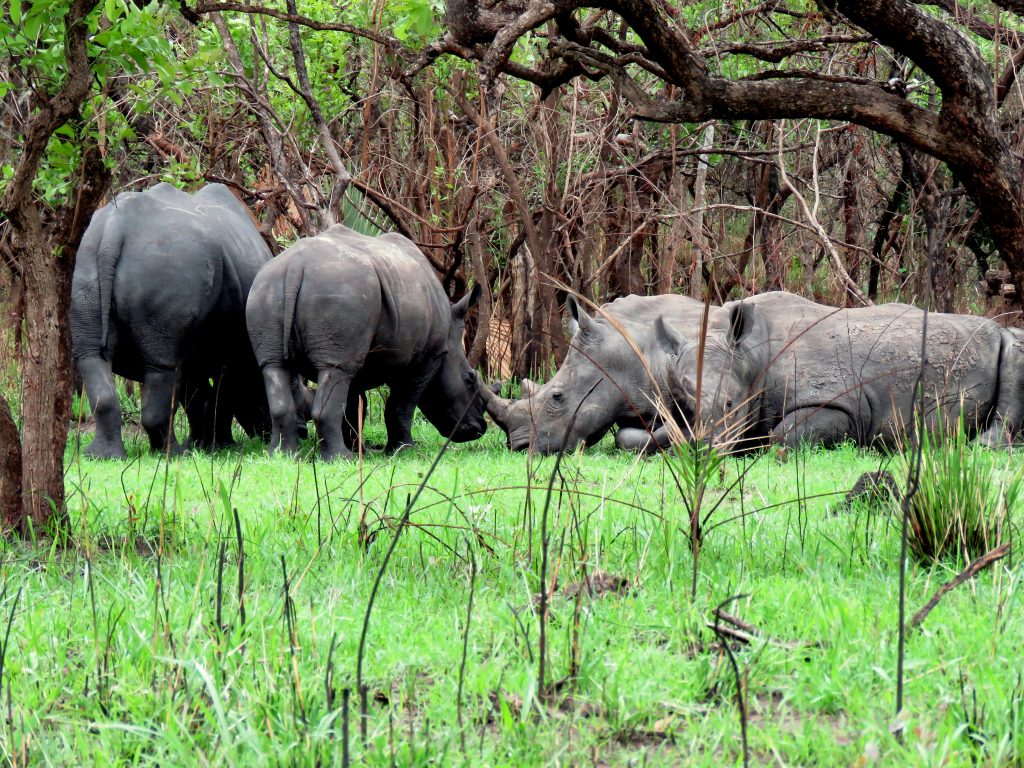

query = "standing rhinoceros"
[661, 291, 1024, 450]
[245, 224, 487, 459]
[71, 183, 276, 458]
[480, 293, 706, 453]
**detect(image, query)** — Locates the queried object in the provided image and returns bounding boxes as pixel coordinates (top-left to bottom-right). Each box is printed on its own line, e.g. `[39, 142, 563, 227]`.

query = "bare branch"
[193, 2, 407, 51]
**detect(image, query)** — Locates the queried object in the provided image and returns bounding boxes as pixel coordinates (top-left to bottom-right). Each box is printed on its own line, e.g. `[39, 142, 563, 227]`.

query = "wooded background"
[4, 0, 1024, 525]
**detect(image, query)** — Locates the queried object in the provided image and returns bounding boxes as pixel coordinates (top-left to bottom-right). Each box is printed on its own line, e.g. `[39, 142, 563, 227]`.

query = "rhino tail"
[281, 260, 305, 360]
[95, 217, 124, 352]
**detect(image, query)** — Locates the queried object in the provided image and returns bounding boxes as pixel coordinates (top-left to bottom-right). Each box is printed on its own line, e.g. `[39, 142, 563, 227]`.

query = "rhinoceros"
[480, 293, 707, 453]
[245, 224, 487, 460]
[659, 291, 1024, 451]
[71, 183, 276, 458]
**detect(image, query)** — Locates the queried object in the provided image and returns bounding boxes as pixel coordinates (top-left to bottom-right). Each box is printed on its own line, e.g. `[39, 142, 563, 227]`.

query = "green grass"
[1, 408, 1022, 766]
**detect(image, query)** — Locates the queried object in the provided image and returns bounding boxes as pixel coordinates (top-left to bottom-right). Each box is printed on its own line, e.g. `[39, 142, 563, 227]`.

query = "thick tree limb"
[703, 35, 873, 64]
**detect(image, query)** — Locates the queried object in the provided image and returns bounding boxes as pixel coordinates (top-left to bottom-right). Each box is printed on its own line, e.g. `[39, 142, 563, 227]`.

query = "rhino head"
[664, 300, 769, 452]
[481, 296, 675, 453]
[417, 284, 488, 442]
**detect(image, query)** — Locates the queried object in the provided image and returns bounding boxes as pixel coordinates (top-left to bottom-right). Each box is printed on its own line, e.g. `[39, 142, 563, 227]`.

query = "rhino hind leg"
[78, 355, 127, 459]
[264, 365, 301, 455]
[141, 369, 185, 455]
[313, 367, 355, 460]
[771, 406, 857, 449]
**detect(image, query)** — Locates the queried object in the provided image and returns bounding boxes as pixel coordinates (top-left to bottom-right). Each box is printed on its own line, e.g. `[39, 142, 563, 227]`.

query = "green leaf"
[10, 0, 21, 26]
[22, 11, 42, 42]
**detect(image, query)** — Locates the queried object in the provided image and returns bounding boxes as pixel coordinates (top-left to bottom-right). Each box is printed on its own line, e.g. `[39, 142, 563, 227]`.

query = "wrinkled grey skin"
[481, 294, 706, 453]
[662, 291, 1024, 451]
[71, 183, 276, 459]
[245, 224, 487, 460]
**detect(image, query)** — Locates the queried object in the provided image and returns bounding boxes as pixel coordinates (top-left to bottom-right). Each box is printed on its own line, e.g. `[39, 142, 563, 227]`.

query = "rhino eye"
[463, 371, 476, 386]
[551, 390, 563, 402]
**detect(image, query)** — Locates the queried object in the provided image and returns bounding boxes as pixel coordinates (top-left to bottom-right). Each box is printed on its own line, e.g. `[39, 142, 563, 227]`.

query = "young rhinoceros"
[659, 291, 1024, 451]
[245, 225, 487, 459]
[481, 294, 707, 454]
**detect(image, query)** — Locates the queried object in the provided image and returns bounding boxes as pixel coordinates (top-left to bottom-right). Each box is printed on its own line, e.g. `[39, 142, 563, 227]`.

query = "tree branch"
[193, 2, 407, 51]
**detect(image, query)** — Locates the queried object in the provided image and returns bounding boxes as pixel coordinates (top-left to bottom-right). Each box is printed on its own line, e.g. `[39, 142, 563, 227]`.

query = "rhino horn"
[521, 378, 539, 398]
[480, 378, 515, 427]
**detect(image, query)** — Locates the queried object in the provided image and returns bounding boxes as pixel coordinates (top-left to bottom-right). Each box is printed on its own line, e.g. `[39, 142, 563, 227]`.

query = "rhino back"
[601, 293, 703, 328]
[762, 304, 1002, 440]
[252, 226, 449, 380]
[73, 184, 262, 374]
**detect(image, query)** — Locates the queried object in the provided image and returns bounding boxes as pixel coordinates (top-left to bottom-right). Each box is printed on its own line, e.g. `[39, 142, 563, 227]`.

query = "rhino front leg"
[771, 406, 857, 449]
[343, 391, 374, 451]
[383, 363, 440, 453]
[615, 426, 674, 453]
[141, 369, 185, 455]
[181, 373, 234, 452]
[313, 367, 355, 460]
[291, 375, 313, 440]
[78, 355, 127, 459]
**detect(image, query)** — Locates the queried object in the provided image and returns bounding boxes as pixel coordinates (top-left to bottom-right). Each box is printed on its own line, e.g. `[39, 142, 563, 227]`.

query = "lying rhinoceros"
[658, 291, 1024, 451]
[481, 293, 707, 453]
[71, 183, 277, 458]
[245, 224, 487, 460]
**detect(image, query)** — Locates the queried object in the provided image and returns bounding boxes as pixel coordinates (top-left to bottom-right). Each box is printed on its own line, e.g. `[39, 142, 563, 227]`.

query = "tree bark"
[17, 218, 75, 525]
[0, 394, 20, 531]
[0, 0, 107, 532]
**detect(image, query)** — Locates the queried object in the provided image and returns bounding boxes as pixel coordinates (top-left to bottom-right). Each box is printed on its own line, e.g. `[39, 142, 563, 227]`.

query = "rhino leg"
[291, 376, 313, 441]
[771, 406, 856, 449]
[181, 373, 235, 452]
[342, 390, 368, 451]
[313, 367, 355, 460]
[615, 426, 674, 453]
[978, 330, 1024, 448]
[264, 365, 300, 455]
[383, 361, 441, 453]
[78, 355, 127, 459]
[141, 369, 185, 455]
[210, 376, 237, 449]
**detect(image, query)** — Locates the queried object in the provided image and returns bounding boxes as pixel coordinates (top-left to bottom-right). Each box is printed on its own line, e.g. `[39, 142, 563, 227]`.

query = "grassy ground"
[0, 401, 1022, 766]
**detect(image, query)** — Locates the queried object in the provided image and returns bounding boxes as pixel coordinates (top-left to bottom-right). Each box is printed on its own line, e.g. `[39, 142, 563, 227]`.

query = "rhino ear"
[566, 295, 597, 337]
[451, 284, 483, 322]
[654, 316, 685, 355]
[727, 302, 756, 348]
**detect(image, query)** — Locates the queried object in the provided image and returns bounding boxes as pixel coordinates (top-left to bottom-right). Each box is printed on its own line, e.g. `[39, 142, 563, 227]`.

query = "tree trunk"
[841, 129, 863, 291]
[0, 394, 21, 531]
[870, 158, 909, 301]
[18, 224, 76, 528]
